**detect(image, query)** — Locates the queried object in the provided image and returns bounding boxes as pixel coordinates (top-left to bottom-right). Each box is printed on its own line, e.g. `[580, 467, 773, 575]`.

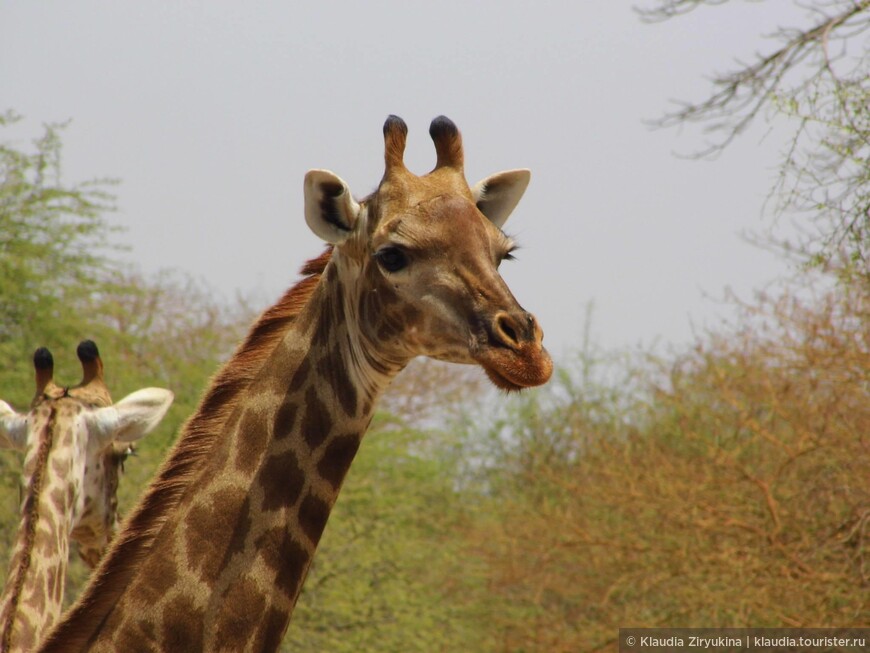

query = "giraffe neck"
[0, 405, 79, 653]
[71, 259, 403, 652]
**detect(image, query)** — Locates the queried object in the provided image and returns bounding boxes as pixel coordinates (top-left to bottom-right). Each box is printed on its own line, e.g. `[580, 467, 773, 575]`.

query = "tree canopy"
[0, 111, 122, 394]
[640, 1, 870, 280]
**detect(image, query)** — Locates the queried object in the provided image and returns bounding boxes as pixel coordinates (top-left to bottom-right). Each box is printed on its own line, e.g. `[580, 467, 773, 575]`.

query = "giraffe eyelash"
[501, 242, 519, 262]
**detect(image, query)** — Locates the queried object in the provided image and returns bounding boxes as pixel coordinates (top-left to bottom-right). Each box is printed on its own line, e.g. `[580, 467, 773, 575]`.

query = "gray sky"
[2, 1, 802, 360]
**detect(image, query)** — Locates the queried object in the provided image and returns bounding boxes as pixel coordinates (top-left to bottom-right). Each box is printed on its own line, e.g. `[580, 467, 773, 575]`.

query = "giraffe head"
[0, 341, 174, 567]
[303, 115, 553, 390]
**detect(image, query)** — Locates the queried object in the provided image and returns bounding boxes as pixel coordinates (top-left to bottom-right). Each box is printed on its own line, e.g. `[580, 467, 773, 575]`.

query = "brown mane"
[40, 248, 332, 652]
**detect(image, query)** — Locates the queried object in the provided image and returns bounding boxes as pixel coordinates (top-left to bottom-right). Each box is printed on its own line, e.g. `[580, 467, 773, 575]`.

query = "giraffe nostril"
[501, 322, 517, 344]
[492, 312, 522, 348]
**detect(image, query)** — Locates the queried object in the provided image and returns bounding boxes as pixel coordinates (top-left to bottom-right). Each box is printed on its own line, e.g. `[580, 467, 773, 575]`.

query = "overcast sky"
[2, 1, 805, 361]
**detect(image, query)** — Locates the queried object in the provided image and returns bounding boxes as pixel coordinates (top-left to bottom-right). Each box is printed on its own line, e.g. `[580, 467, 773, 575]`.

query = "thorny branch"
[640, 0, 870, 276]
[641, 1, 870, 153]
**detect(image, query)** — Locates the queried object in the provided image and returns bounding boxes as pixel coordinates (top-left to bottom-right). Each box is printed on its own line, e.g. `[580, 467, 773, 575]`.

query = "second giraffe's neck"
[74, 260, 403, 652]
[0, 406, 76, 653]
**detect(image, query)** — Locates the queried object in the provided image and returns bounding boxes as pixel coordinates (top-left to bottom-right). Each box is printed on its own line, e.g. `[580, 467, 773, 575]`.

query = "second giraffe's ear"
[0, 401, 27, 451]
[304, 170, 361, 245]
[86, 387, 174, 448]
[471, 169, 531, 229]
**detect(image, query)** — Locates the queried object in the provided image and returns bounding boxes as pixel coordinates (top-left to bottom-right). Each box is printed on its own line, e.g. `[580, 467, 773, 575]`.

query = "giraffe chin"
[475, 346, 554, 392]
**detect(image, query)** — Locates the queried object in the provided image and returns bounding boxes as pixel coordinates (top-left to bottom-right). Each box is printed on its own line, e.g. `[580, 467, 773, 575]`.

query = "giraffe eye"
[374, 246, 408, 273]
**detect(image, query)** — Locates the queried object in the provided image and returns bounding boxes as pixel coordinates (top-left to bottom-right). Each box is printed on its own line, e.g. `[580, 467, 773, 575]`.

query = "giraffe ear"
[0, 401, 27, 451]
[86, 387, 174, 448]
[471, 169, 531, 229]
[304, 169, 360, 245]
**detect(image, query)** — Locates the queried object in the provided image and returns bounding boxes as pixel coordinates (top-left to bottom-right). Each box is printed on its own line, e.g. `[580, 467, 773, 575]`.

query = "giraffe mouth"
[474, 344, 553, 392]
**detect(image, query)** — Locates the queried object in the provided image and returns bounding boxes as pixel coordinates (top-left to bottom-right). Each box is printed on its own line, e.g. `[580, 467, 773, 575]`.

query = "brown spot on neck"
[255, 527, 309, 601]
[317, 434, 361, 490]
[259, 449, 305, 512]
[234, 409, 268, 475]
[273, 400, 299, 440]
[297, 492, 330, 546]
[300, 387, 331, 450]
[318, 344, 359, 417]
[159, 595, 205, 651]
[212, 577, 267, 650]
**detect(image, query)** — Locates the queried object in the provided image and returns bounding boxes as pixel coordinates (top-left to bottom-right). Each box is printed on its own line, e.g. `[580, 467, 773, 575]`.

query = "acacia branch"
[645, 1, 870, 157]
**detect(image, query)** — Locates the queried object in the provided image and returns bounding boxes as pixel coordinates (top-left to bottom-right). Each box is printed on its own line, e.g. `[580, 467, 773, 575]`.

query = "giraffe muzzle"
[474, 310, 553, 391]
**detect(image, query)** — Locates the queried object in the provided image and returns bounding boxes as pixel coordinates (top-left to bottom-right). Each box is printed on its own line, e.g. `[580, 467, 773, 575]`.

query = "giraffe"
[38, 115, 553, 653]
[0, 341, 174, 652]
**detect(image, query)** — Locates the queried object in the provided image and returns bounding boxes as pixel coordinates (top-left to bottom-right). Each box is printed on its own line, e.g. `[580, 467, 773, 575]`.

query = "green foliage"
[0, 111, 122, 406]
[773, 77, 870, 282]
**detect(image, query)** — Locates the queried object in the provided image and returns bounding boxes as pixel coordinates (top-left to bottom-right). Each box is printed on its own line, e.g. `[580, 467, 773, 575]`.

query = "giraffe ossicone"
[38, 116, 551, 653]
[0, 341, 173, 652]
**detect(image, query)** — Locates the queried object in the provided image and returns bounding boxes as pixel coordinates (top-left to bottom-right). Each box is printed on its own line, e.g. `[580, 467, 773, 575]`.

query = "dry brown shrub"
[456, 281, 869, 652]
